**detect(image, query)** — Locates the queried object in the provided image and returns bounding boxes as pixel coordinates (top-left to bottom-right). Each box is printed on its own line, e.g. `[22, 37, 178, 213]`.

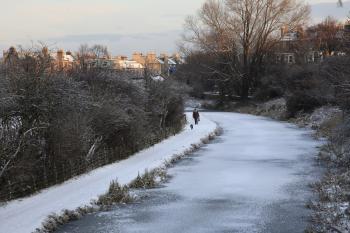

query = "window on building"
[276, 55, 281, 63]
[288, 55, 294, 64]
[307, 54, 313, 63]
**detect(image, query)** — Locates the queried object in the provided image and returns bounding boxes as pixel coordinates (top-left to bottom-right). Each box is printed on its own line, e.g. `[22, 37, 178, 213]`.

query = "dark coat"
[193, 110, 199, 119]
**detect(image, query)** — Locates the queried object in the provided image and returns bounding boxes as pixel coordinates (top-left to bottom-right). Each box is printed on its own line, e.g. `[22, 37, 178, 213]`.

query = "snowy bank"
[0, 112, 217, 233]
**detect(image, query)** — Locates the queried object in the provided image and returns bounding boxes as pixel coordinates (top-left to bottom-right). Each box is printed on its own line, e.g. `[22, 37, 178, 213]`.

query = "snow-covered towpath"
[58, 112, 323, 233]
[0, 113, 217, 233]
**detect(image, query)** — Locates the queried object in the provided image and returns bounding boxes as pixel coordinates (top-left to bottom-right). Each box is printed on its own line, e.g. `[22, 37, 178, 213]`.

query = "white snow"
[0, 112, 216, 233]
[151, 75, 165, 82]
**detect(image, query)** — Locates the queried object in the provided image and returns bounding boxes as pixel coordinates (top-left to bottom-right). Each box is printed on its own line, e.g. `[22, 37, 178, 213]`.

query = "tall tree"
[182, 0, 310, 99]
[308, 16, 343, 56]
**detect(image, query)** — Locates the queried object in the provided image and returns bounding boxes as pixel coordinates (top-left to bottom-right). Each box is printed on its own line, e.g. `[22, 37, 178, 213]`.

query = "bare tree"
[90, 44, 110, 59]
[3, 44, 53, 76]
[183, 0, 310, 99]
[76, 44, 91, 72]
[75, 44, 110, 72]
[308, 16, 344, 56]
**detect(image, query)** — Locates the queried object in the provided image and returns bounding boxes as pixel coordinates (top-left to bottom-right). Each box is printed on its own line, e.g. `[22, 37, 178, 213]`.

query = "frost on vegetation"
[34, 180, 132, 233]
[308, 107, 342, 129]
[292, 106, 342, 134]
[96, 180, 133, 207]
[234, 98, 287, 119]
[308, 171, 350, 232]
[34, 206, 98, 233]
[309, 127, 350, 232]
[255, 98, 287, 120]
[129, 169, 167, 189]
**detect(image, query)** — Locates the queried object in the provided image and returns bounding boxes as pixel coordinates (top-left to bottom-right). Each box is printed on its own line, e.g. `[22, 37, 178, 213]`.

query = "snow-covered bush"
[129, 170, 157, 189]
[255, 98, 287, 120]
[129, 168, 169, 189]
[97, 180, 133, 207]
[309, 115, 350, 233]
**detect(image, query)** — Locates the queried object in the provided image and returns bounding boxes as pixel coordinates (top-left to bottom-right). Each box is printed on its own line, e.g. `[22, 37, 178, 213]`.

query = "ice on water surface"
[58, 112, 322, 233]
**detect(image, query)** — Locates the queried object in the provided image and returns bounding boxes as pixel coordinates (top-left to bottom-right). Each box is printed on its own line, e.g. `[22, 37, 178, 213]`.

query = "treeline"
[0, 46, 185, 201]
[176, 0, 349, 108]
[261, 56, 350, 117]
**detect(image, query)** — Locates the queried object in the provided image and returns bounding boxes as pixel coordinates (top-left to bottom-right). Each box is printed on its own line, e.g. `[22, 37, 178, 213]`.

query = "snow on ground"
[0, 112, 217, 233]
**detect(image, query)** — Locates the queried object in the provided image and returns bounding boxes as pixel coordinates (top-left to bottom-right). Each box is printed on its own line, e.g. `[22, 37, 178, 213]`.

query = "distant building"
[85, 55, 144, 77]
[87, 58, 115, 69]
[132, 52, 162, 74]
[1, 46, 184, 77]
[344, 22, 350, 52]
[274, 26, 323, 65]
[132, 52, 183, 75]
[115, 56, 144, 70]
[51, 49, 75, 70]
[275, 20, 350, 65]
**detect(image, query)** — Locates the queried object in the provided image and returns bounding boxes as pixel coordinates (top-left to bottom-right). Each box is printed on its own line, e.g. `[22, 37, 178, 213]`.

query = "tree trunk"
[85, 136, 103, 162]
[241, 48, 250, 100]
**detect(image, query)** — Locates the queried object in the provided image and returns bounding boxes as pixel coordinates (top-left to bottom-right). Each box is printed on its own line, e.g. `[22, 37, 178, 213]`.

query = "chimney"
[57, 49, 65, 69]
[146, 52, 156, 63]
[57, 49, 64, 61]
[132, 52, 144, 64]
[8, 46, 17, 56]
[281, 26, 288, 37]
[42, 47, 49, 56]
[173, 53, 181, 61]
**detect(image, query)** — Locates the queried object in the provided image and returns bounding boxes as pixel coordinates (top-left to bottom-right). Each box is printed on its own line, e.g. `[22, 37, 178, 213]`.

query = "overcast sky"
[0, 0, 349, 56]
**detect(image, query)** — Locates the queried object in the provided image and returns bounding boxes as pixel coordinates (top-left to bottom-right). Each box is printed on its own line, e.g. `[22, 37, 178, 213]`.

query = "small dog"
[190, 124, 194, 130]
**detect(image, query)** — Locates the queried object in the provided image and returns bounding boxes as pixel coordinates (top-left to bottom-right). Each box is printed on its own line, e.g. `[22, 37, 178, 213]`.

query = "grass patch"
[129, 168, 168, 189]
[35, 180, 132, 233]
[35, 206, 98, 233]
[96, 180, 133, 207]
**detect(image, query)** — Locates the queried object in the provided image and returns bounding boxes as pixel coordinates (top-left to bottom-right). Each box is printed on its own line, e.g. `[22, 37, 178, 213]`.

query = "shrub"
[129, 169, 158, 189]
[254, 87, 284, 102]
[96, 180, 133, 207]
[286, 92, 324, 118]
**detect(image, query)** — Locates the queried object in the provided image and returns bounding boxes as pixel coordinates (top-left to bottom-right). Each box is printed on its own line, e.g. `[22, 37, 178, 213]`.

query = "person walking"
[193, 108, 200, 125]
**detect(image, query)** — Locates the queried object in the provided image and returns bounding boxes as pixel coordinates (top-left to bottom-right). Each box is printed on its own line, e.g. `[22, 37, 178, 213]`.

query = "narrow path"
[58, 112, 322, 233]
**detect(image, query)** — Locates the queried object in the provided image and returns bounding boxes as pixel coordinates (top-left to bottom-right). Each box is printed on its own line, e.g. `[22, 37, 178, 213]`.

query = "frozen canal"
[57, 112, 322, 233]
